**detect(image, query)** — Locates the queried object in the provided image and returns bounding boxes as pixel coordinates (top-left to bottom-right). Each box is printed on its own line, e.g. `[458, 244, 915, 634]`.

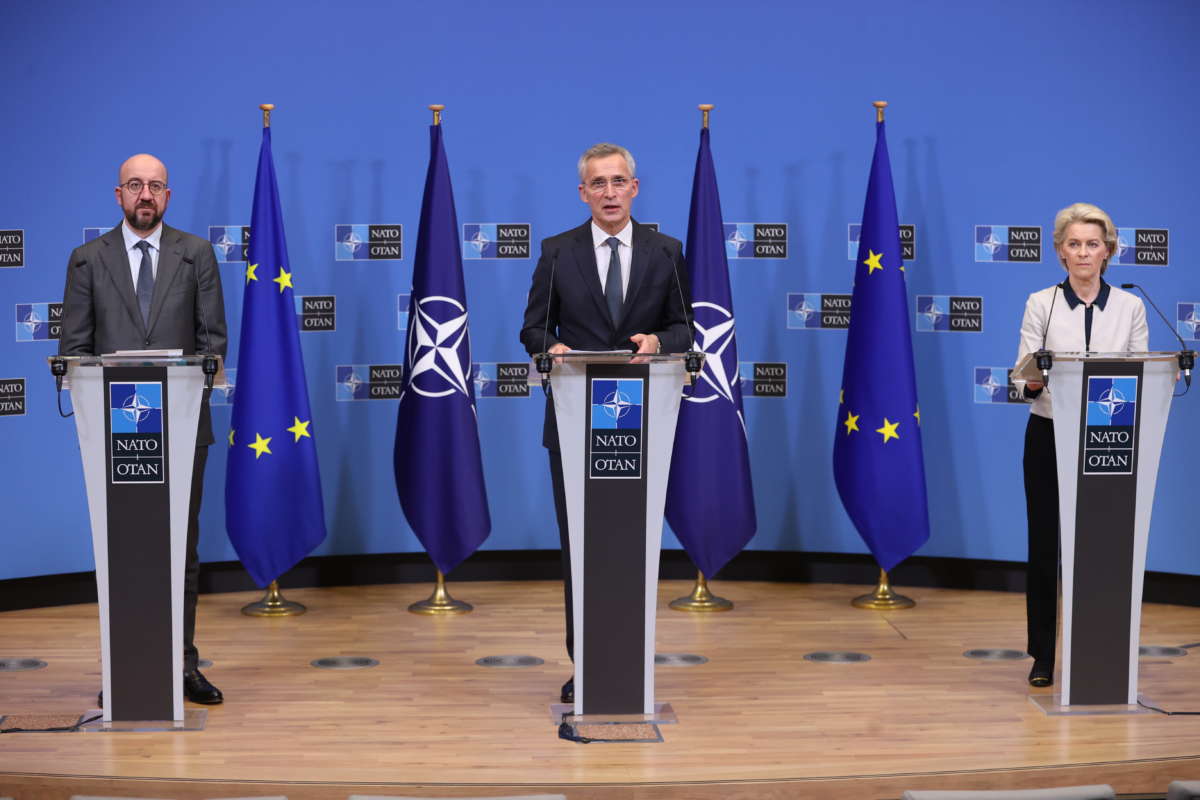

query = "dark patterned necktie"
[604, 236, 622, 327]
[134, 240, 154, 327]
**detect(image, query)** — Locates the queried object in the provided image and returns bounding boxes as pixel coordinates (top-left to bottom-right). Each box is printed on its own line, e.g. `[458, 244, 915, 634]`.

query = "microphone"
[49, 356, 73, 418]
[662, 246, 703, 386]
[1122, 282, 1195, 387]
[535, 251, 558, 394]
[1034, 284, 1059, 387]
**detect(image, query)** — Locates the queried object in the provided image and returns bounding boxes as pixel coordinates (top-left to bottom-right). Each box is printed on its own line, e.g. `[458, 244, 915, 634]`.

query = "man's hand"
[629, 333, 659, 364]
[548, 341, 570, 365]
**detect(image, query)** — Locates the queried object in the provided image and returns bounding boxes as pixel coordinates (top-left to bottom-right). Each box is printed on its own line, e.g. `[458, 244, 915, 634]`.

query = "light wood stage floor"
[3, 580, 1200, 799]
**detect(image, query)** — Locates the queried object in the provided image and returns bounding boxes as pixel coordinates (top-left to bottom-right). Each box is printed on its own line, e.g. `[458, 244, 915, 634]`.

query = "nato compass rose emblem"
[684, 300, 746, 421]
[467, 227, 490, 258]
[340, 228, 364, 258]
[921, 299, 945, 329]
[406, 295, 472, 399]
[979, 371, 1004, 398]
[20, 307, 45, 337]
[1183, 307, 1200, 339]
[599, 387, 636, 423]
[1095, 386, 1127, 420]
[340, 369, 365, 396]
[791, 296, 818, 326]
[213, 231, 238, 260]
[726, 226, 752, 256]
[121, 392, 154, 425]
[981, 232, 1003, 256]
[1115, 233, 1131, 260]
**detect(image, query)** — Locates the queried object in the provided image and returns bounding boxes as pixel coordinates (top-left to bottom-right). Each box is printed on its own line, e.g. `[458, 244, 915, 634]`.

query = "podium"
[531, 352, 693, 717]
[55, 354, 221, 725]
[1017, 351, 1179, 708]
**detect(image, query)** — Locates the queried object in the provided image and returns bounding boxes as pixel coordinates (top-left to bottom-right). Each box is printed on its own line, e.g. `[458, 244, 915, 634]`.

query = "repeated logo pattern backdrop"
[2, 0, 1199, 580]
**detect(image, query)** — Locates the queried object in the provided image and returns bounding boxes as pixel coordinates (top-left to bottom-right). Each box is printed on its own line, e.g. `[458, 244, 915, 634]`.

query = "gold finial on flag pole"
[409, 568, 473, 615]
[260, 104, 275, 128]
[429, 104, 445, 126]
[670, 569, 733, 612]
[698, 104, 714, 129]
[851, 567, 915, 610]
[873, 101, 887, 123]
[242, 579, 306, 616]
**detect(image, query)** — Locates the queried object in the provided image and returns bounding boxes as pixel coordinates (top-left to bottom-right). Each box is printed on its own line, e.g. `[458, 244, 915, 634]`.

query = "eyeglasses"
[585, 176, 633, 194]
[120, 179, 168, 195]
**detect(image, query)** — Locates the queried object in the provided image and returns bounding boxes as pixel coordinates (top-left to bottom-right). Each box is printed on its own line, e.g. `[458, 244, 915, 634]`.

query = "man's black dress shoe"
[184, 669, 224, 704]
[1028, 659, 1053, 687]
[560, 677, 574, 704]
[98, 670, 224, 707]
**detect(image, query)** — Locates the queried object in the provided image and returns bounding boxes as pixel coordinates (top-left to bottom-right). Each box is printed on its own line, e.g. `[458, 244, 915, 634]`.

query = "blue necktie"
[134, 240, 154, 327]
[604, 236, 622, 327]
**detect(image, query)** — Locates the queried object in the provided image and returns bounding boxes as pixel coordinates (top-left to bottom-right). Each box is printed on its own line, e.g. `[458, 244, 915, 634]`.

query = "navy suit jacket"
[58, 223, 228, 445]
[519, 219, 692, 449]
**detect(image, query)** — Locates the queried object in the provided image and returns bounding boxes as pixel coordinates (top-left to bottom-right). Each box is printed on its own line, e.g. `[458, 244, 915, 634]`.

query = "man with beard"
[59, 153, 228, 705]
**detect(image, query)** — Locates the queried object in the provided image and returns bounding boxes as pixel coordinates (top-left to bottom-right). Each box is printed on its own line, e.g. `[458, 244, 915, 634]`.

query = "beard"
[125, 203, 163, 232]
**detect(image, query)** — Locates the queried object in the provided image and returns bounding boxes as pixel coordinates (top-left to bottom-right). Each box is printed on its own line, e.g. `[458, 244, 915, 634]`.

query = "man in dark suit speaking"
[519, 142, 692, 703]
[59, 153, 228, 705]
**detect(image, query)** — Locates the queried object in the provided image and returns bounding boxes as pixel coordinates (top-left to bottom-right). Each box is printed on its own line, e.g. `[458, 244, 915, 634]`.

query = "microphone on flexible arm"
[1121, 282, 1195, 388]
[662, 246, 703, 385]
[534, 251, 558, 394]
[188, 254, 218, 391]
[1034, 284, 1059, 388]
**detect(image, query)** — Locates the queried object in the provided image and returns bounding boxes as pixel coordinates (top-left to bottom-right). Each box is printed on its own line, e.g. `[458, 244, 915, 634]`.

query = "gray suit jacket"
[58, 223, 228, 445]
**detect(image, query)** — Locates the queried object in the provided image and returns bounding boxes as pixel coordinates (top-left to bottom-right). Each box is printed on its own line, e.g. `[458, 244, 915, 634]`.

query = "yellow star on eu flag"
[913, 406, 921, 425]
[248, 433, 272, 459]
[287, 416, 312, 443]
[863, 250, 884, 274]
[273, 266, 293, 293]
[843, 411, 860, 435]
[245, 263, 258, 284]
[228, 429, 235, 447]
[876, 417, 900, 443]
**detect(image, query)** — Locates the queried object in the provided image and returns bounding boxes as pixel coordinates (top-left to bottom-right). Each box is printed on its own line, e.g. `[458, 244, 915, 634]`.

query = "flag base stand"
[409, 570, 473, 615]
[851, 569, 915, 610]
[669, 571, 733, 612]
[242, 581, 306, 617]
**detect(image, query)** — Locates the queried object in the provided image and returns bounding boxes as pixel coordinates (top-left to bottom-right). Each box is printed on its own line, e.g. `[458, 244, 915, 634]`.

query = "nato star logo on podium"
[109, 382, 162, 434]
[590, 379, 643, 430]
[1086, 377, 1137, 427]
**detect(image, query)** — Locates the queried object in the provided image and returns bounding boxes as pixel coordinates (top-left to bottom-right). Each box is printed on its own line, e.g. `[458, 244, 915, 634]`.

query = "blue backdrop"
[3, 0, 1198, 581]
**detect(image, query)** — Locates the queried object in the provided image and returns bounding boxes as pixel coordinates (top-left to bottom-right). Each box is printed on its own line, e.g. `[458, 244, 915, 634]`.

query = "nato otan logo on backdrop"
[0, 230, 24, 268]
[1112, 228, 1169, 266]
[589, 378, 643, 479]
[462, 224, 531, 259]
[15, 303, 62, 342]
[725, 223, 788, 259]
[1083, 376, 1138, 475]
[787, 293, 851, 330]
[210, 225, 250, 263]
[916, 295, 983, 332]
[849, 224, 915, 261]
[974, 367, 1022, 404]
[210, 368, 236, 406]
[295, 295, 336, 332]
[738, 362, 787, 397]
[975, 226, 1041, 262]
[472, 362, 530, 398]
[336, 364, 403, 401]
[0, 378, 25, 416]
[1177, 303, 1200, 341]
[335, 225, 403, 261]
[109, 382, 165, 484]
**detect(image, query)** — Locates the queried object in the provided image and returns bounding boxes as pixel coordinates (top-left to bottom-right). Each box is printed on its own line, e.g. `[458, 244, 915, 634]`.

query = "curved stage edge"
[3, 580, 1200, 799]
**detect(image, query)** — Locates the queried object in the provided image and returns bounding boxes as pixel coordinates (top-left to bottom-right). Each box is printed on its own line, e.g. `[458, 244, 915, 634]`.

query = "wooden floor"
[2, 580, 1200, 799]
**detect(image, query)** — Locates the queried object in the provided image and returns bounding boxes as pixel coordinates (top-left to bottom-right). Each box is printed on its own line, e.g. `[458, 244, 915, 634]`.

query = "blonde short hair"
[577, 143, 636, 182]
[1053, 202, 1118, 274]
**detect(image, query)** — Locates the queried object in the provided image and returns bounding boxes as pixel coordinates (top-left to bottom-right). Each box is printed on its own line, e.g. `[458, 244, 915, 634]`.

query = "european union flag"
[225, 126, 327, 587]
[393, 123, 491, 575]
[833, 119, 929, 572]
[665, 126, 757, 578]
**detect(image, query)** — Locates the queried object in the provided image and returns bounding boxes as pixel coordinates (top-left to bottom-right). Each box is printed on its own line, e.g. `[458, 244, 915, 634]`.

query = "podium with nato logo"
[1016, 351, 1180, 710]
[53, 353, 221, 728]
[531, 351, 695, 722]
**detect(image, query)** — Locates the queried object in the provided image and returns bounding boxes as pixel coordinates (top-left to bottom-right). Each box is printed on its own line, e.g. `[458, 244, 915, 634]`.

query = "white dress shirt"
[1014, 279, 1148, 419]
[591, 220, 632, 301]
[121, 220, 162, 286]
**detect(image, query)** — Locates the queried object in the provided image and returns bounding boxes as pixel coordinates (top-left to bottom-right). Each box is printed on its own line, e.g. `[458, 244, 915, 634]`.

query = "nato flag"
[225, 126, 327, 587]
[664, 126, 757, 578]
[833, 120, 930, 572]
[393, 124, 491, 575]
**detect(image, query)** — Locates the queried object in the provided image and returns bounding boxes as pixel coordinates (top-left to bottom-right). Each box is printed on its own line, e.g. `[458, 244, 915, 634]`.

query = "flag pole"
[847, 100, 916, 612]
[238, 102, 307, 618]
[668, 103, 735, 614]
[405, 103, 473, 617]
